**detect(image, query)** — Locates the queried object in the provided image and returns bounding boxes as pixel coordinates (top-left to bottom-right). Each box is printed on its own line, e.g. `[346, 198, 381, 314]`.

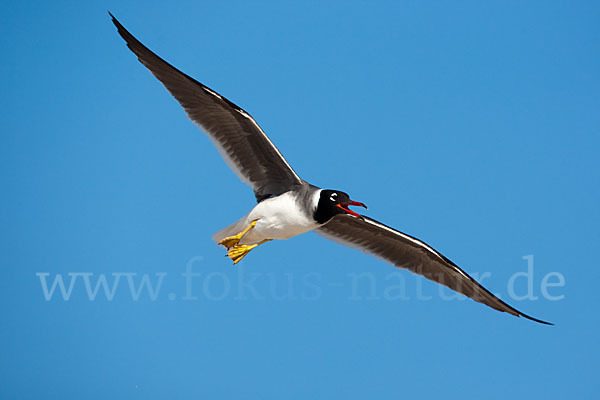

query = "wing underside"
[317, 214, 551, 324]
[111, 13, 302, 201]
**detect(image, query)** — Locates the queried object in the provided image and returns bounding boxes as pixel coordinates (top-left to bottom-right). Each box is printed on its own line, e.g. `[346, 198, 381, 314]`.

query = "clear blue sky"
[2, 1, 598, 398]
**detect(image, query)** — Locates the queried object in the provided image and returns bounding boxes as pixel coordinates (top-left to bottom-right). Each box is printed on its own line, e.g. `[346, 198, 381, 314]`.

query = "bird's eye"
[329, 193, 337, 202]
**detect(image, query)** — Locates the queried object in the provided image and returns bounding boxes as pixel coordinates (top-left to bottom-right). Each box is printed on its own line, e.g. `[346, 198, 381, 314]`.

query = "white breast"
[239, 191, 321, 244]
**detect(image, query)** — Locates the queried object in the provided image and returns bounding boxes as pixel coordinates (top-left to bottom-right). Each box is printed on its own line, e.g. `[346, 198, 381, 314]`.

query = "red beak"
[336, 201, 368, 219]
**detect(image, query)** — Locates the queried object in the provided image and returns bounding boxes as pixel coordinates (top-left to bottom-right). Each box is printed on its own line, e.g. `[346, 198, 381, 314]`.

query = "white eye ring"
[329, 193, 337, 201]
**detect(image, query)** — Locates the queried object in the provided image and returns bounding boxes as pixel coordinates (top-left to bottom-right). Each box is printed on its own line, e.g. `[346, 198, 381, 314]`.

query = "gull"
[111, 13, 551, 324]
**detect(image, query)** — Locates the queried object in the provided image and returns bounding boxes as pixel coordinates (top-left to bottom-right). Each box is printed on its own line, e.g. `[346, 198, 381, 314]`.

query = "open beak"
[336, 201, 368, 219]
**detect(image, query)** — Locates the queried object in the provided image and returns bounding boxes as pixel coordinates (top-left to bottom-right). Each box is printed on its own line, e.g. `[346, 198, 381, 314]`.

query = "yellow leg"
[227, 239, 272, 264]
[218, 220, 258, 250]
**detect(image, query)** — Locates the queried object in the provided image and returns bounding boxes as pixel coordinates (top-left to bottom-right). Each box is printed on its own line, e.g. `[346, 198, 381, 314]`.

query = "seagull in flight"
[110, 13, 551, 324]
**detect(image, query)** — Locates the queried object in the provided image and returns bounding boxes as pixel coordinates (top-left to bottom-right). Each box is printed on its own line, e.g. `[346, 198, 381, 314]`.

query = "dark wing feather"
[317, 214, 551, 324]
[110, 13, 302, 201]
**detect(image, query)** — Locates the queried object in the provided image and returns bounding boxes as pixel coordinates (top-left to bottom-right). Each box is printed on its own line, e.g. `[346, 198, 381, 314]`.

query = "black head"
[313, 189, 367, 224]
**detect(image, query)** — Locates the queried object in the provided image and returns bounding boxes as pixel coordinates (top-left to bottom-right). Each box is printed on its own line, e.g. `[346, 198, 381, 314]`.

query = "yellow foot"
[226, 239, 272, 264]
[218, 220, 258, 250]
[227, 244, 259, 264]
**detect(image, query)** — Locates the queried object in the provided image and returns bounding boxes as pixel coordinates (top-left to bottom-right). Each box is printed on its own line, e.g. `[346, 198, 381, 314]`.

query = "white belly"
[239, 192, 319, 244]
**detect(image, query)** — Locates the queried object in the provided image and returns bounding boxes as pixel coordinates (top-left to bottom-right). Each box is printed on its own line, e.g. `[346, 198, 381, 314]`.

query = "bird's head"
[314, 189, 367, 224]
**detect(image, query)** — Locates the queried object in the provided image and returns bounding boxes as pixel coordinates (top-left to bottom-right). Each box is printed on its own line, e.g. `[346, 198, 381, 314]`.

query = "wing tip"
[108, 10, 119, 27]
[108, 11, 139, 49]
[519, 312, 553, 325]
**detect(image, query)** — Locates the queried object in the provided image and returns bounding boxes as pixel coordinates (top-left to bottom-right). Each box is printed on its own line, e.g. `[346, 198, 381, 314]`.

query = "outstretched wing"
[317, 214, 551, 324]
[111, 13, 302, 201]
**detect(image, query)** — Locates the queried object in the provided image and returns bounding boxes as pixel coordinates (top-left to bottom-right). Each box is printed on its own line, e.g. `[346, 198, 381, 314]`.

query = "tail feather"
[212, 214, 250, 243]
